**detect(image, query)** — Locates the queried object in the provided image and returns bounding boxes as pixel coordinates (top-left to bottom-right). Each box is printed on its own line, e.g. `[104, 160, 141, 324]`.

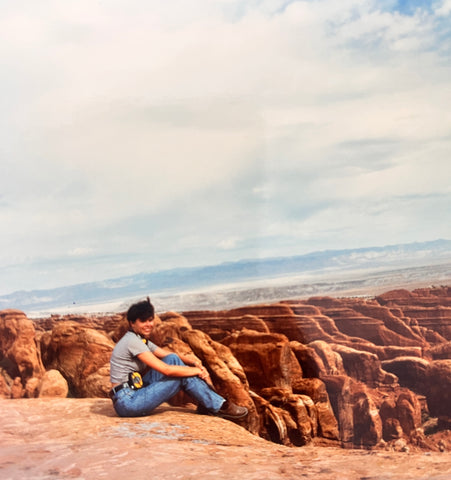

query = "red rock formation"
[429, 341, 451, 360]
[221, 329, 339, 446]
[34, 313, 125, 333]
[0, 372, 10, 398]
[40, 321, 114, 397]
[307, 340, 345, 376]
[222, 330, 301, 392]
[183, 310, 269, 341]
[177, 288, 451, 448]
[321, 375, 382, 448]
[306, 303, 421, 347]
[345, 302, 427, 346]
[330, 344, 397, 387]
[425, 360, 451, 425]
[38, 369, 69, 398]
[2, 285, 451, 451]
[291, 377, 340, 441]
[376, 288, 451, 341]
[0, 309, 45, 395]
[289, 341, 324, 378]
[381, 356, 430, 393]
[10, 377, 24, 399]
[396, 390, 422, 437]
[379, 390, 423, 440]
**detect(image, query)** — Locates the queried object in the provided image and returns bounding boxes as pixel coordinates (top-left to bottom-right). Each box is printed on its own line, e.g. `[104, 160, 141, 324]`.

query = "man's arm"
[138, 349, 209, 381]
[153, 347, 202, 367]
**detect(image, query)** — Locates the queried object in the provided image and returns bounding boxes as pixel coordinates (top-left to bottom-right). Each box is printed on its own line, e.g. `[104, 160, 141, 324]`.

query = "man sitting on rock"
[109, 297, 248, 420]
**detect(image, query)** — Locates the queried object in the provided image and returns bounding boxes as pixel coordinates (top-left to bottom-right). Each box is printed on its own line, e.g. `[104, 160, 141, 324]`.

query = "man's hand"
[197, 365, 209, 381]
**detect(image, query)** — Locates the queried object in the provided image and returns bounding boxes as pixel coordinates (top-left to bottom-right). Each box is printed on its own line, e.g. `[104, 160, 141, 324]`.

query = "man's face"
[131, 316, 155, 339]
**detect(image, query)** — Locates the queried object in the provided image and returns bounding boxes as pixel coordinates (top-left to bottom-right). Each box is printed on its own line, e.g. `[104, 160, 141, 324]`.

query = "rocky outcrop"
[0, 309, 45, 396]
[381, 356, 430, 393]
[425, 360, 451, 426]
[330, 344, 397, 387]
[40, 321, 114, 397]
[1, 285, 450, 451]
[220, 328, 331, 443]
[182, 310, 269, 341]
[180, 328, 259, 434]
[221, 330, 301, 392]
[305, 300, 424, 347]
[321, 375, 382, 448]
[376, 287, 451, 341]
[2, 398, 450, 480]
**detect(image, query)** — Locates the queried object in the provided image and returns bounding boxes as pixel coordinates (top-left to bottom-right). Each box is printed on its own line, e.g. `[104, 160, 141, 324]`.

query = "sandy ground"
[1, 398, 450, 480]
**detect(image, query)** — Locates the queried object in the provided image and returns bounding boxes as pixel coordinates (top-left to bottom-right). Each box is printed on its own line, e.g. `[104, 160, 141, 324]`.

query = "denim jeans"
[112, 353, 225, 417]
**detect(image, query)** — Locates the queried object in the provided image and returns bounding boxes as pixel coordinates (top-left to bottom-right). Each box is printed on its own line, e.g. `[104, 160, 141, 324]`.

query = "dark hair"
[127, 297, 155, 323]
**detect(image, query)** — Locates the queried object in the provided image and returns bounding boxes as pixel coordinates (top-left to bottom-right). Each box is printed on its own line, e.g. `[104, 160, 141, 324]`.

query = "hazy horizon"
[1, 1, 450, 295]
[3, 240, 450, 317]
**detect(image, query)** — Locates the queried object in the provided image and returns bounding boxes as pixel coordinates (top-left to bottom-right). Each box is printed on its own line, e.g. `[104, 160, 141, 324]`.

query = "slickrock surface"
[1, 398, 450, 480]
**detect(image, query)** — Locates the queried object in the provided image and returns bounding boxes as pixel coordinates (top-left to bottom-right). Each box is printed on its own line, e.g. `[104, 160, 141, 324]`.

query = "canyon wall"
[1, 286, 450, 451]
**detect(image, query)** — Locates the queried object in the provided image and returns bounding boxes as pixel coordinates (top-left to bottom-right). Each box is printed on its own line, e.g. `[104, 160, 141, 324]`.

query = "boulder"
[38, 369, 69, 398]
[380, 398, 400, 440]
[81, 364, 111, 398]
[25, 377, 41, 398]
[383, 418, 404, 441]
[250, 390, 315, 446]
[10, 377, 24, 399]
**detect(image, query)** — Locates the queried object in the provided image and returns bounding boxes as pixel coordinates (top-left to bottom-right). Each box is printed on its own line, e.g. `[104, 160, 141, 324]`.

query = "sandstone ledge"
[1, 398, 450, 480]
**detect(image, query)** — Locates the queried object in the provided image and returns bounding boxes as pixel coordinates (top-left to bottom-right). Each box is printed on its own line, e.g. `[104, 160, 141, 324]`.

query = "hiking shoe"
[214, 401, 248, 420]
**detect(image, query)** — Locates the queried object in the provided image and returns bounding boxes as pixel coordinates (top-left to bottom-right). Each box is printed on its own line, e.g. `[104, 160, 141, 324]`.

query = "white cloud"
[0, 0, 450, 293]
[437, 0, 451, 16]
[68, 247, 94, 257]
[218, 237, 241, 250]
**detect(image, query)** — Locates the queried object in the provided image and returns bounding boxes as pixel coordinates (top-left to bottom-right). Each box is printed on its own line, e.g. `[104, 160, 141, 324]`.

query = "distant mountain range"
[1, 239, 450, 315]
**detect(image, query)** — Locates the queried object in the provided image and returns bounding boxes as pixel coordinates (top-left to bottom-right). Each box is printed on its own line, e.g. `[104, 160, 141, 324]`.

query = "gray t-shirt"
[110, 331, 158, 384]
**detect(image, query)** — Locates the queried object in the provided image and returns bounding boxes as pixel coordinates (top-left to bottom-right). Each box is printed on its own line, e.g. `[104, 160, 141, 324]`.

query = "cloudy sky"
[1, 0, 450, 295]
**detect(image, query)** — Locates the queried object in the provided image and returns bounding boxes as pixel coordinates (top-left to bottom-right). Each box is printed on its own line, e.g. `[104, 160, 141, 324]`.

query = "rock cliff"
[1, 286, 450, 451]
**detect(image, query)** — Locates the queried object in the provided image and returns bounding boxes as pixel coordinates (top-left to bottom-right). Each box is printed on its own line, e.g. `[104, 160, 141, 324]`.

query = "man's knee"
[163, 353, 183, 365]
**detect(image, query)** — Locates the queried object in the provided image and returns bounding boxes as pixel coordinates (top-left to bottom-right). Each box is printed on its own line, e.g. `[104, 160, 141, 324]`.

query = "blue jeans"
[112, 353, 225, 417]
